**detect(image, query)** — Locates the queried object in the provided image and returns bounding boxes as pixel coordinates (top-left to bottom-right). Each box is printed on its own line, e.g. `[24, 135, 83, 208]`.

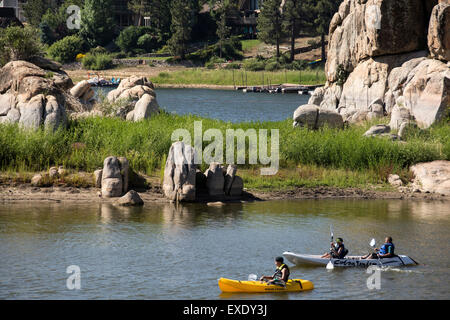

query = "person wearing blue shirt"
[362, 237, 395, 259]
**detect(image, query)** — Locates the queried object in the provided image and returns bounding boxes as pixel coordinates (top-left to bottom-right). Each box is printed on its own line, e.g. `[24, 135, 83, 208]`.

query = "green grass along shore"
[150, 68, 326, 87]
[1, 114, 448, 190]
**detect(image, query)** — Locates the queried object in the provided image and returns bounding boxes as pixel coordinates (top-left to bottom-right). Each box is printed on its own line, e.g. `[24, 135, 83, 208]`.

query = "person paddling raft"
[321, 237, 348, 259]
[361, 237, 395, 259]
[259, 257, 290, 286]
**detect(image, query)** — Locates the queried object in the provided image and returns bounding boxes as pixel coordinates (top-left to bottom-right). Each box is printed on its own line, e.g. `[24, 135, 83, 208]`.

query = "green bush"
[47, 35, 85, 63]
[243, 58, 265, 71]
[137, 34, 158, 52]
[291, 60, 309, 70]
[0, 26, 44, 66]
[89, 46, 107, 55]
[265, 61, 281, 71]
[82, 53, 113, 70]
[187, 37, 243, 63]
[116, 26, 159, 54]
[224, 62, 241, 70]
[205, 61, 215, 69]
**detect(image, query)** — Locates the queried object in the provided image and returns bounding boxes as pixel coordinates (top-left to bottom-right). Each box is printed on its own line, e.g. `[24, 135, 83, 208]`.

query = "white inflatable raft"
[283, 251, 418, 268]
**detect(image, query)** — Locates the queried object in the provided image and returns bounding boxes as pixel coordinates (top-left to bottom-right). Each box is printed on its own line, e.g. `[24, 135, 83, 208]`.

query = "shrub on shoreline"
[0, 26, 44, 66]
[82, 53, 113, 70]
[47, 35, 85, 63]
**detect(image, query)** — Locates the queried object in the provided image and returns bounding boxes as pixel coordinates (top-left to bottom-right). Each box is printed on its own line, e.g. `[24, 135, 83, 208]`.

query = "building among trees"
[0, 0, 26, 21]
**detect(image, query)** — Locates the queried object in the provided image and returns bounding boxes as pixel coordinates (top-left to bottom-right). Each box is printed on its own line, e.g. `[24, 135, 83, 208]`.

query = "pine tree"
[128, 0, 151, 26]
[215, 1, 231, 59]
[257, 0, 284, 58]
[168, 0, 196, 59]
[80, 0, 116, 48]
[23, 0, 55, 27]
[283, 0, 315, 62]
[314, 0, 342, 61]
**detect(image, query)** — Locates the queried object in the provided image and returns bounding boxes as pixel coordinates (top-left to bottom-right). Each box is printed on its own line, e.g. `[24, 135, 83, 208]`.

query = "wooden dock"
[237, 84, 323, 95]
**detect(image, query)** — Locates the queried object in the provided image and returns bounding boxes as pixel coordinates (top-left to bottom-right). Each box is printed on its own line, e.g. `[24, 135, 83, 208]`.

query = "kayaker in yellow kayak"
[259, 257, 290, 286]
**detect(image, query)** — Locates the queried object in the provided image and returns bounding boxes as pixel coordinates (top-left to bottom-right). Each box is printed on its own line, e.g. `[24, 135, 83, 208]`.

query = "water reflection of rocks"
[98, 201, 245, 227]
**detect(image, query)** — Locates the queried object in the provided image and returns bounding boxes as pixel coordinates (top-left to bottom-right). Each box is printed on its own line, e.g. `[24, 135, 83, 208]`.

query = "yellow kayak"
[218, 278, 314, 293]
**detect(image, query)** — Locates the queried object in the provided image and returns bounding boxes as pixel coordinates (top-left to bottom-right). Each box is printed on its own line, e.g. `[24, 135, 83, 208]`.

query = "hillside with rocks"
[306, 0, 449, 129]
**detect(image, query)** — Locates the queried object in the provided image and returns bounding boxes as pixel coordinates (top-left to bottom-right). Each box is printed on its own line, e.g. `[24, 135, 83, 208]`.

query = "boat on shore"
[283, 252, 418, 268]
[218, 277, 314, 293]
[87, 76, 121, 88]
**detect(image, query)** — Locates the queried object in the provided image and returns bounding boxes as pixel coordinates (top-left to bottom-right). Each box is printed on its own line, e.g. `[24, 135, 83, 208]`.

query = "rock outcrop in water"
[163, 142, 245, 202]
[0, 59, 91, 130]
[303, 0, 449, 129]
[99, 156, 130, 198]
[163, 141, 198, 202]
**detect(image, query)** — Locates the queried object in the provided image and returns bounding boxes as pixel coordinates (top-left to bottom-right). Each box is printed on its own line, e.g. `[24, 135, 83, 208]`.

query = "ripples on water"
[0, 200, 449, 300]
[95, 87, 309, 122]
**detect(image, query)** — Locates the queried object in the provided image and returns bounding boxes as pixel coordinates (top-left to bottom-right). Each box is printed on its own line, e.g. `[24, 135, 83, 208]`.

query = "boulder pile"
[162, 142, 244, 202]
[301, 0, 449, 129]
[0, 59, 90, 130]
[107, 76, 160, 121]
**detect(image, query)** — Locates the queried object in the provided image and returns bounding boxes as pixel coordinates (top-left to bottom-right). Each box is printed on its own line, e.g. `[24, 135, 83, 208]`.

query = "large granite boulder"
[410, 160, 450, 195]
[326, 0, 428, 82]
[129, 93, 160, 121]
[106, 76, 159, 121]
[70, 80, 95, 104]
[163, 141, 197, 202]
[363, 124, 391, 137]
[293, 104, 344, 129]
[337, 52, 428, 119]
[315, 0, 449, 129]
[204, 163, 225, 196]
[107, 76, 155, 102]
[428, 2, 450, 62]
[0, 60, 86, 130]
[101, 156, 129, 198]
[402, 59, 450, 128]
[115, 190, 144, 207]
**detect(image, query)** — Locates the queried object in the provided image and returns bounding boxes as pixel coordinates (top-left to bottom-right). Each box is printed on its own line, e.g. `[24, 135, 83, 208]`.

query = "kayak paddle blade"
[370, 238, 376, 248]
[326, 261, 334, 270]
[248, 274, 258, 281]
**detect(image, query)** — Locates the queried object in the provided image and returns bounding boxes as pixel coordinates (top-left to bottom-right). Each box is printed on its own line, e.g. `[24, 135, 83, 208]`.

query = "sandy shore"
[1, 184, 448, 205]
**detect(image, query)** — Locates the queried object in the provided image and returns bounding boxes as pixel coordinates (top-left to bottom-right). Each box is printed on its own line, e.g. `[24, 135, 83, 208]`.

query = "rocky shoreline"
[1, 183, 448, 204]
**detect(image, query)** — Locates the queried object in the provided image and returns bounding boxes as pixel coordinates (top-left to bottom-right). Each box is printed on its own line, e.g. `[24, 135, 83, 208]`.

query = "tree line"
[20, 0, 341, 61]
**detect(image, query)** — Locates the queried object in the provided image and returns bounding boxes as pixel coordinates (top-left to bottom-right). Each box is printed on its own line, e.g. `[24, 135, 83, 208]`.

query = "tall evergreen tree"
[257, 0, 284, 58]
[80, 0, 116, 48]
[128, 0, 151, 26]
[283, 0, 315, 62]
[314, 0, 342, 61]
[23, 0, 55, 27]
[168, 0, 196, 59]
[215, 1, 231, 58]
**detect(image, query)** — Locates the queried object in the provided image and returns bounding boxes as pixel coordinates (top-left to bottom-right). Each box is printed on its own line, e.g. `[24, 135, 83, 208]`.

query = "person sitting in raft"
[321, 237, 348, 259]
[259, 257, 290, 286]
[361, 237, 395, 259]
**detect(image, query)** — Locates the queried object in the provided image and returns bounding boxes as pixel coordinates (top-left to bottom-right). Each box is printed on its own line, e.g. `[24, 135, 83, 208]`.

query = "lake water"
[1, 199, 449, 300]
[96, 87, 309, 122]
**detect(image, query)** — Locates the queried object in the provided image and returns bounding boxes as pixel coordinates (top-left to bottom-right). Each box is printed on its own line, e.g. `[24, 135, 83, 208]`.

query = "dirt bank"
[1, 184, 448, 205]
